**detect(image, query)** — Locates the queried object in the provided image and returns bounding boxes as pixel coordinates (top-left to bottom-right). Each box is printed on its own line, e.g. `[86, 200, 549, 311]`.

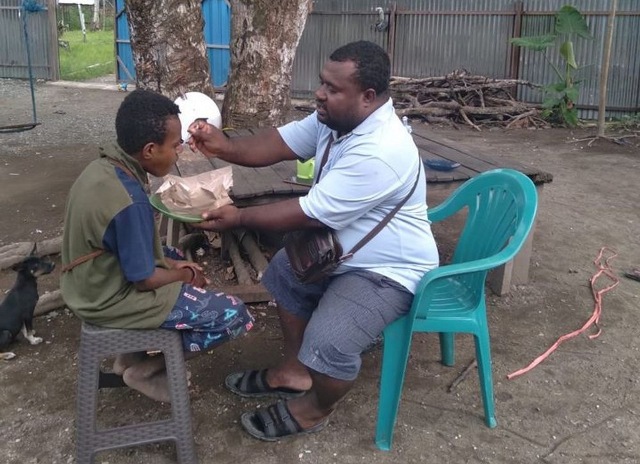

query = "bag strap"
[108, 158, 136, 179]
[61, 159, 134, 273]
[340, 164, 422, 261]
[61, 249, 105, 273]
[315, 134, 334, 181]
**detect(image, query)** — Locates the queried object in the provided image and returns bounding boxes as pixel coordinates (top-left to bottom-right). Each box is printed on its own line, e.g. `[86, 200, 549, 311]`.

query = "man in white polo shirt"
[188, 40, 439, 441]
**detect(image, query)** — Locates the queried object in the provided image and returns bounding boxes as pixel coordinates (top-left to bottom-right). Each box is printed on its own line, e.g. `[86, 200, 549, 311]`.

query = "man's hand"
[193, 204, 242, 231]
[187, 120, 228, 158]
[174, 261, 210, 287]
[187, 267, 209, 288]
[172, 260, 203, 273]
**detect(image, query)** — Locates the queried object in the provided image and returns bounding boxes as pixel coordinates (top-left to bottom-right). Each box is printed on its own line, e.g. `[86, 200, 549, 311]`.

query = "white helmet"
[173, 92, 222, 143]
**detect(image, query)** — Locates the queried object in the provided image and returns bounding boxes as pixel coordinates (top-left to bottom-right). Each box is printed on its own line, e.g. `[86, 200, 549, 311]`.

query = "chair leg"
[439, 332, 455, 366]
[474, 327, 497, 428]
[375, 316, 414, 451]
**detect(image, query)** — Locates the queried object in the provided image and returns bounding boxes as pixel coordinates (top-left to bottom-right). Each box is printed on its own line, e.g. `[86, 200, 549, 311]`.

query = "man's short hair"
[329, 41, 390, 95]
[115, 89, 180, 155]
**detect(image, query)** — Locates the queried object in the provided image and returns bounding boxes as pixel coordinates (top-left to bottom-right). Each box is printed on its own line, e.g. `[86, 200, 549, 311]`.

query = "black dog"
[0, 255, 55, 360]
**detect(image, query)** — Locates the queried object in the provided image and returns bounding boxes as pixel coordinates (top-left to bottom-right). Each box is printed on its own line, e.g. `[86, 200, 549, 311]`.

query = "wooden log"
[463, 104, 531, 115]
[396, 107, 456, 117]
[226, 232, 253, 285]
[0, 236, 63, 270]
[35, 236, 62, 257]
[234, 230, 269, 280]
[0, 242, 35, 269]
[392, 80, 536, 96]
[34, 290, 65, 316]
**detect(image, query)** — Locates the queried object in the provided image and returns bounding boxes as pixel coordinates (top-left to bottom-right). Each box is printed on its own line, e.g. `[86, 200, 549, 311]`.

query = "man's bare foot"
[112, 352, 147, 376]
[123, 367, 171, 403]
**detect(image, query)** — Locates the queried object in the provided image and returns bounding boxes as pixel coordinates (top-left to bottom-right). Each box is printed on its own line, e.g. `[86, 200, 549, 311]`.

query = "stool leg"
[75, 325, 199, 463]
[76, 332, 100, 464]
[164, 338, 198, 464]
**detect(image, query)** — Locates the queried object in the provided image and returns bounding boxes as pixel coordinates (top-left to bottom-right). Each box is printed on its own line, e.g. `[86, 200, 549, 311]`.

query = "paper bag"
[155, 166, 233, 215]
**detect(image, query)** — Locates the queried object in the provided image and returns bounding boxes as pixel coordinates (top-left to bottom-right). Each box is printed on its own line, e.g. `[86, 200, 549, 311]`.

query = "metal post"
[21, 9, 38, 124]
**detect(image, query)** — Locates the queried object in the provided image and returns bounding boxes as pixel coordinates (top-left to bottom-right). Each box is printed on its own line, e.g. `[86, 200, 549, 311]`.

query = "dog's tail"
[0, 330, 13, 348]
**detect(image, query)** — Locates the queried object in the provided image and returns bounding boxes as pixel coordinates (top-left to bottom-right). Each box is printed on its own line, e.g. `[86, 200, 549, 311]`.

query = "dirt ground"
[1, 78, 639, 464]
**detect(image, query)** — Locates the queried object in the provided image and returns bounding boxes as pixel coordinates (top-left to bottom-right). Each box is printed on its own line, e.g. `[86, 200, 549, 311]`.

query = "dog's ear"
[29, 243, 38, 257]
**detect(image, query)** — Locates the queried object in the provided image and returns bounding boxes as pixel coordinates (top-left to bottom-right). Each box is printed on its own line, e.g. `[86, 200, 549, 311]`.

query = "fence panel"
[0, 0, 58, 80]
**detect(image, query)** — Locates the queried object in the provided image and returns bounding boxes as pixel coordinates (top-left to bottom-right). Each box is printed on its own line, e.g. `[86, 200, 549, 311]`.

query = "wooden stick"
[225, 232, 252, 285]
[448, 358, 477, 393]
[235, 230, 269, 280]
[460, 109, 481, 131]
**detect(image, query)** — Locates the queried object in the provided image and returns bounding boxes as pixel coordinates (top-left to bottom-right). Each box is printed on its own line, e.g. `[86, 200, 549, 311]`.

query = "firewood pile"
[390, 71, 548, 130]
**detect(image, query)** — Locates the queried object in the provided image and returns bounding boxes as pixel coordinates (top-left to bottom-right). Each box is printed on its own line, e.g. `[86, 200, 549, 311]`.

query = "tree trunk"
[223, 0, 311, 128]
[90, 1, 100, 31]
[125, 0, 215, 100]
[597, 0, 617, 138]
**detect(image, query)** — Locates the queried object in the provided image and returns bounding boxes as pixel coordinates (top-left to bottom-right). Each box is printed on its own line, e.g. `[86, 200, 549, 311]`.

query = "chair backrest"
[429, 169, 538, 295]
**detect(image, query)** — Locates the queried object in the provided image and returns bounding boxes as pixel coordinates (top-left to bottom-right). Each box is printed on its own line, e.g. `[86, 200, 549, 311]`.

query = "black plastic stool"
[75, 322, 197, 463]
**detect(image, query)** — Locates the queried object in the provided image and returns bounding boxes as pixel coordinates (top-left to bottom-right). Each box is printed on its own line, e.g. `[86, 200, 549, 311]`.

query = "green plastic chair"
[375, 168, 538, 451]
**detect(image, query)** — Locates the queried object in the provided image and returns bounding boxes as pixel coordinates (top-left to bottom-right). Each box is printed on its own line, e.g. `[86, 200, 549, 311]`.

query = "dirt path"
[1, 79, 639, 463]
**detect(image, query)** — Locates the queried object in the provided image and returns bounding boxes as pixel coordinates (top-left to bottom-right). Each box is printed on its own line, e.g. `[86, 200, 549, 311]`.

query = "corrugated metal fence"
[0, 0, 58, 80]
[1, 0, 638, 118]
[294, 0, 640, 118]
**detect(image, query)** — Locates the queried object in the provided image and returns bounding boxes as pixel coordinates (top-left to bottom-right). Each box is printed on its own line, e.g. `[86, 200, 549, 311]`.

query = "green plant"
[59, 30, 115, 81]
[511, 5, 593, 126]
[607, 112, 640, 131]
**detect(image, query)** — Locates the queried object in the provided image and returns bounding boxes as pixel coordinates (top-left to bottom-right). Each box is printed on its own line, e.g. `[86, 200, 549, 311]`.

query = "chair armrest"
[415, 244, 520, 295]
[428, 196, 462, 223]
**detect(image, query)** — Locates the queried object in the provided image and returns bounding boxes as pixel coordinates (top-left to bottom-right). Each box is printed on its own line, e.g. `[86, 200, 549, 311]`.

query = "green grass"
[59, 30, 115, 81]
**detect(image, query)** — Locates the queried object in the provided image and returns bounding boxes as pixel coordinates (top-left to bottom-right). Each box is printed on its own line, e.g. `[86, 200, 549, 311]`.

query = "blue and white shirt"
[278, 98, 439, 293]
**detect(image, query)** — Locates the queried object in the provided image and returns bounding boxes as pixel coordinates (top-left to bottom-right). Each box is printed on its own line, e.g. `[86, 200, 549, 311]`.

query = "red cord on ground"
[507, 247, 619, 380]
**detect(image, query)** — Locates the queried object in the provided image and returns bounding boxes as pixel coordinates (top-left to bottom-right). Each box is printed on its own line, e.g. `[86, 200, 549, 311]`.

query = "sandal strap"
[238, 369, 266, 393]
[255, 401, 302, 439]
[254, 408, 277, 438]
[274, 401, 301, 435]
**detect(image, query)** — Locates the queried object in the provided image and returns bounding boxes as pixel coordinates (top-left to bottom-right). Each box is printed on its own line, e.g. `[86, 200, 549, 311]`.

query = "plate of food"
[424, 159, 461, 172]
[149, 194, 204, 223]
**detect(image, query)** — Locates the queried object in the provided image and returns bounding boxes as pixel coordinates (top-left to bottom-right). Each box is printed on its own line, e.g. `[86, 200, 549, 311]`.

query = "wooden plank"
[208, 158, 256, 199]
[414, 133, 501, 173]
[209, 157, 307, 200]
[412, 125, 553, 184]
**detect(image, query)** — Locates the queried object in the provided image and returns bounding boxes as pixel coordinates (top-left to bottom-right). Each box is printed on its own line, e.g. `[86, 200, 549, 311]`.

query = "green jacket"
[60, 143, 181, 329]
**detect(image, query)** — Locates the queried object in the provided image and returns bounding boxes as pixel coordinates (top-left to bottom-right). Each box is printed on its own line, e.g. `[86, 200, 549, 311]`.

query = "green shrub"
[511, 5, 593, 127]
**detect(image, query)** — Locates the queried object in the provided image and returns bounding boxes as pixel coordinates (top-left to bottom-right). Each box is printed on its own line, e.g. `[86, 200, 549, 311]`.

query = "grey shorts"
[262, 248, 413, 381]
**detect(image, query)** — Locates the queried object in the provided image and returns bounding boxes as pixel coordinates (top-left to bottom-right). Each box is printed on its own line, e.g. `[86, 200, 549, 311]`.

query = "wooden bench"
[152, 125, 553, 296]
[410, 125, 552, 295]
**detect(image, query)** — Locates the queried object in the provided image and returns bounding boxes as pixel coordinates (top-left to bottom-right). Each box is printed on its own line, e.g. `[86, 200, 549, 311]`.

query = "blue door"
[114, 0, 230, 87]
